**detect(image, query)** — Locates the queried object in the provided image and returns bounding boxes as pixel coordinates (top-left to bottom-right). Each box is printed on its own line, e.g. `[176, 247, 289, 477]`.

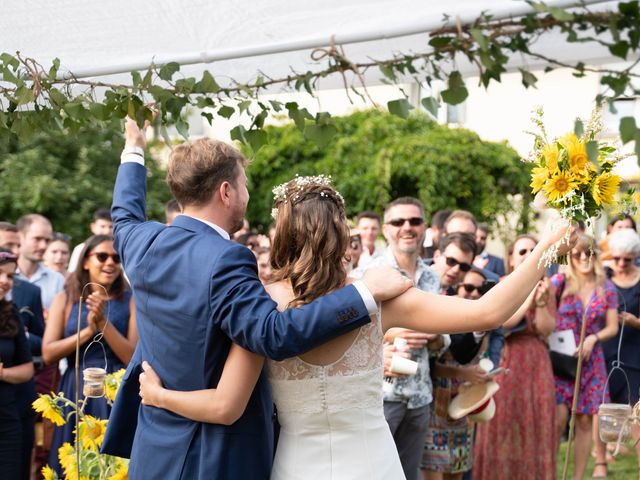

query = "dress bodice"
[267, 314, 383, 414]
[267, 314, 404, 479]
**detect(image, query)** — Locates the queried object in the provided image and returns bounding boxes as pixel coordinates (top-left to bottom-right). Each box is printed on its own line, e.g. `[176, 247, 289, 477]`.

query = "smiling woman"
[41, 235, 138, 476]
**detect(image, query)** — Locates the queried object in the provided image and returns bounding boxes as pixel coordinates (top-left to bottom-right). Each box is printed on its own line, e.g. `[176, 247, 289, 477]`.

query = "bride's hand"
[139, 361, 165, 407]
[539, 218, 577, 254]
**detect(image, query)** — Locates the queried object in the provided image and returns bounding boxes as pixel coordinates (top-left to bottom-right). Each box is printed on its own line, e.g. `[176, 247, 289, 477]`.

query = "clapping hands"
[86, 291, 107, 333]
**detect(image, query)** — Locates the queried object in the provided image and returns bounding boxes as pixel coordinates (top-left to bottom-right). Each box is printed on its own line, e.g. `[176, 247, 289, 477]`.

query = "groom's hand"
[362, 267, 413, 302]
[124, 117, 148, 149]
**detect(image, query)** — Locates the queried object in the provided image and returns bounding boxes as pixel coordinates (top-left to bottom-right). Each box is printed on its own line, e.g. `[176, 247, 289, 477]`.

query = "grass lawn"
[556, 441, 638, 479]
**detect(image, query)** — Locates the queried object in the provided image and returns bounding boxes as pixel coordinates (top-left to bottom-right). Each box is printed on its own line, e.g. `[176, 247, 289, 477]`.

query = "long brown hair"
[65, 235, 127, 304]
[270, 178, 349, 307]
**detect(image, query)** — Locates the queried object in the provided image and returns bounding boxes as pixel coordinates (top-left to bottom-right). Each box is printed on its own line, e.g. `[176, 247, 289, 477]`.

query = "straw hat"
[448, 380, 499, 421]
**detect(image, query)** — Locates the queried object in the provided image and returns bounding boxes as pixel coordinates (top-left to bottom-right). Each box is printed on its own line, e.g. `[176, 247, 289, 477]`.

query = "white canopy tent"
[1, 0, 628, 91]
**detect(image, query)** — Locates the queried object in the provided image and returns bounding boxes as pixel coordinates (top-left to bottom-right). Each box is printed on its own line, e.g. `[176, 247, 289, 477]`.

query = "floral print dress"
[551, 275, 618, 414]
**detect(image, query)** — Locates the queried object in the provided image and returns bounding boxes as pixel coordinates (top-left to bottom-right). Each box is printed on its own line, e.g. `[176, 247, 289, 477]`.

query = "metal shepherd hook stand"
[74, 282, 110, 479]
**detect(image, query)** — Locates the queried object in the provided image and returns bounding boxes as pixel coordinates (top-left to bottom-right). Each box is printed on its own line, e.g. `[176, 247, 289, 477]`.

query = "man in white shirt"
[16, 214, 65, 311]
[356, 211, 384, 267]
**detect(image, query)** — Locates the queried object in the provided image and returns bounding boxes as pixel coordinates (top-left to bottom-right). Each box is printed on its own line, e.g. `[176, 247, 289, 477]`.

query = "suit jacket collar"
[171, 214, 230, 239]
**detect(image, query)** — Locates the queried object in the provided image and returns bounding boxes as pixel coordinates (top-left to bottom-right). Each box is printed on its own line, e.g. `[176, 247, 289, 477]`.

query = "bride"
[139, 176, 573, 479]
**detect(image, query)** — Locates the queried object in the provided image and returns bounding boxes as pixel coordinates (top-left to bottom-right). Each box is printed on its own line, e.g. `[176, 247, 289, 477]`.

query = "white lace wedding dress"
[268, 314, 405, 479]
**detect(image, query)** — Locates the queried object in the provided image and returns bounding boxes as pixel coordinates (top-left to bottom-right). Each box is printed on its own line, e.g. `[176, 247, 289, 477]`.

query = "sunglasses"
[518, 248, 534, 256]
[460, 283, 482, 294]
[613, 256, 634, 264]
[460, 281, 495, 295]
[387, 217, 424, 227]
[445, 256, 472, 272]
[89, 252, 121, 264]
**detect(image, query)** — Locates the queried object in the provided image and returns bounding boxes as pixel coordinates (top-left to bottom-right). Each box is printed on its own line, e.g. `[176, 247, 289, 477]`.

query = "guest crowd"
[1, 197, 639, 479]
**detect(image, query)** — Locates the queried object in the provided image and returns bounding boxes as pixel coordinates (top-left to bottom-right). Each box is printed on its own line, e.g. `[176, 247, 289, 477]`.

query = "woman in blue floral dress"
[551, 234, 619, 480]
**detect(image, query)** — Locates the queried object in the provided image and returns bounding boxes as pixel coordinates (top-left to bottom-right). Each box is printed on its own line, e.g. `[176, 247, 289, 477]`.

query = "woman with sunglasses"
[42, 235, 137, 475]
[551, 234, 618, 480]
[593, 228, 640, 475]
[474, 234, 557, 480]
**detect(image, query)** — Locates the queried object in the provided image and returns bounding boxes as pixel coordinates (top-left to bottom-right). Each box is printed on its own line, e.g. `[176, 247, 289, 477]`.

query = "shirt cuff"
[473, 332, 486, 343]
[352, 280, 378, 316]
[120, 146, 145, 165]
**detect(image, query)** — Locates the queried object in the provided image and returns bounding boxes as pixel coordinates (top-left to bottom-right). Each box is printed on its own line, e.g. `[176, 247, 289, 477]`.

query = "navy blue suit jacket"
[12, 279, 45, 356]
[102, 162, 371, 479]
[12, 279, 44, 418]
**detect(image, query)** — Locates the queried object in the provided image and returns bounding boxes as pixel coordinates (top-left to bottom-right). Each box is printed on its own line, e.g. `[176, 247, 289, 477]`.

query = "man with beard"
[15, 215, 65, 311]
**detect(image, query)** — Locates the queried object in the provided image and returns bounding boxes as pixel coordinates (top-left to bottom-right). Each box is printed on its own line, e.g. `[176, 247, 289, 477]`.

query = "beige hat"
[448, 380, 500, 421]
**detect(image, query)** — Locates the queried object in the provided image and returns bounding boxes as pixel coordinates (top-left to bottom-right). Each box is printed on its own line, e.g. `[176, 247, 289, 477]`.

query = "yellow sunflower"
[33, 394, 66, 426]
[42, 465, 57, 480]
[58, 442, 76, 475]
[76, 415, 108, 450]
[543, 170, 579, 202]
[541, 142, 559, 170]
[105, 369, 126, 402]
[530, 166, 553, 193]
[592, 172, 621, 205]
[108, 462, 129, 480]
[559, 133, 589, 175]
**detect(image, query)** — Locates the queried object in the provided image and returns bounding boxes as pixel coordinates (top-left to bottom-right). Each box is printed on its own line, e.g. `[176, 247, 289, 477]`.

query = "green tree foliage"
[0, 122, 170, 244]
[244, 110, 532, 233]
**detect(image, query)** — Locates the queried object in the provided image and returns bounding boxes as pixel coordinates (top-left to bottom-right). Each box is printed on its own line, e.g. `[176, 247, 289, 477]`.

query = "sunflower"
[592, 172, 621, 205]
[42, 465, 57, 480]
[33, 394, 66, 426]
[58, 442, 76, 475]
[543, 170, 579, 202]
[530, 166, 552, 193]
[559, 133, 589, 174]
[108, 462, 129, 480]
[105, 369, 126, 402]
[541, 142, 559, 170]
[76, 415, 108, 450]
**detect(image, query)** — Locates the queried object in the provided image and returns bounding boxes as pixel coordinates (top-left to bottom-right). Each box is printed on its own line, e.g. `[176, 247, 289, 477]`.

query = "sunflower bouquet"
[33, 369, 128, 480]
[527, 107, 635, 266]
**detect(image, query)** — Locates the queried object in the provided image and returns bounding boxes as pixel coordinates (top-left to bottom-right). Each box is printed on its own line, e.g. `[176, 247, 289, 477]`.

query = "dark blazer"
[12, 280, 44, 419]
[12, 279, 45, 356]
[484, 254, 505, 278]
[102, 162, 371, 480]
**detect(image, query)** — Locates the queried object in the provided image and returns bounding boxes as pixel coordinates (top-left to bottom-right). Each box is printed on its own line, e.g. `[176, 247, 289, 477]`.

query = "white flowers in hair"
[271, 174, 344, 220]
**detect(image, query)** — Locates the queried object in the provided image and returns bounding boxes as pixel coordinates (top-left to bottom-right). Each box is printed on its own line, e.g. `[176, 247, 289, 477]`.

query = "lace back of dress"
[268, 313, 383, 381]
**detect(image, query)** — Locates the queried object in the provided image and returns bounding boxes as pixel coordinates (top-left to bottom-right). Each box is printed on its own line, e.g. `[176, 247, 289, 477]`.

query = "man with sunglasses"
[352, 197, 448, 480]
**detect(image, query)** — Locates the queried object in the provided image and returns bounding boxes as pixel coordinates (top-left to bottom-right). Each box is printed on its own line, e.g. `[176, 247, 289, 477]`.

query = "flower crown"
[271, 174, 345, 220]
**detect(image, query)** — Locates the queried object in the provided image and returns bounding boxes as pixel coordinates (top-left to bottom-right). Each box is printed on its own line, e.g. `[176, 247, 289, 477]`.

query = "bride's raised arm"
[381, 220, 575, 334]
[139, 344, 264, 425]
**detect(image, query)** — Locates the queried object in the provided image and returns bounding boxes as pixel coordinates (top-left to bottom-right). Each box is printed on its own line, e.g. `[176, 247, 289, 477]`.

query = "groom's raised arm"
[111, 119, 164, 271]
[215, 242, 410, 360]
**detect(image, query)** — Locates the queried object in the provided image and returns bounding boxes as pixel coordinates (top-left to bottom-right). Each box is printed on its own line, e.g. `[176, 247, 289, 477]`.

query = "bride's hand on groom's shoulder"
[362, 267, 413, 302]
[139, 360, 164, 407]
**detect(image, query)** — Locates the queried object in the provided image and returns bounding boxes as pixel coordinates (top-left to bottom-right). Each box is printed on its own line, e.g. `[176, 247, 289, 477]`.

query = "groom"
[102, 119, 412, 479]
